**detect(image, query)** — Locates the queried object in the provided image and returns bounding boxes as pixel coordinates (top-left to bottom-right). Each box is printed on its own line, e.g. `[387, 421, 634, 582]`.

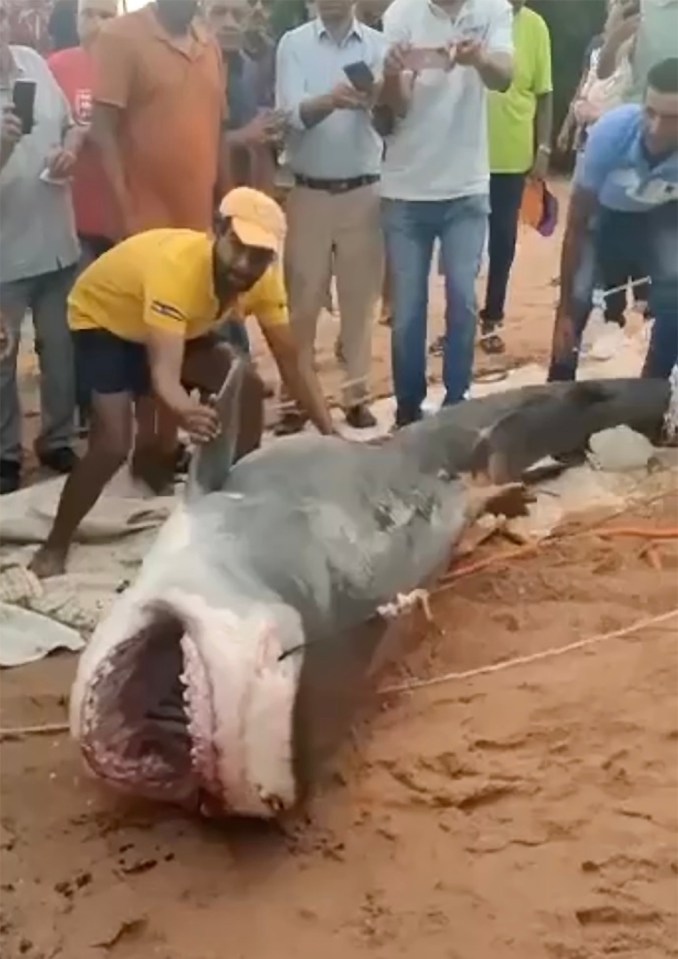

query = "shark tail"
[396, 378, 673, 483]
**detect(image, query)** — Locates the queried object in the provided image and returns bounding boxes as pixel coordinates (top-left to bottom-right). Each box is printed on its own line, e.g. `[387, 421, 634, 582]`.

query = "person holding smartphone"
[275, 0, 387, 433]
[0, 0, 81, 495]
[379, 0, 514, 428]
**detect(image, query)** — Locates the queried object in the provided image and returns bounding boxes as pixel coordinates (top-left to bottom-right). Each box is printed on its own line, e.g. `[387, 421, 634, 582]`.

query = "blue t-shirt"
[575, 103, 678, 212]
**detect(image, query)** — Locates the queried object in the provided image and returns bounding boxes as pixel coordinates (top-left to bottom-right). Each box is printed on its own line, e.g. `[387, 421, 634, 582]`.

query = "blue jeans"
[548, 202, 678, 381]
[382, 195, 489, 422]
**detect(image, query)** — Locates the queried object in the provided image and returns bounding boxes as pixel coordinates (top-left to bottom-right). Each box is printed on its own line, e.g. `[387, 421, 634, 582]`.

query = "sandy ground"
[2, 181, 678, 958]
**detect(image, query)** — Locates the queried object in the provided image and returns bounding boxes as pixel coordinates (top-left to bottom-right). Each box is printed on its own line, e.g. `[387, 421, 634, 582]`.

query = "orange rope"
[596, 527, 678, 540]
[434, 489, 677, 593]
[438, 542, 539, 584]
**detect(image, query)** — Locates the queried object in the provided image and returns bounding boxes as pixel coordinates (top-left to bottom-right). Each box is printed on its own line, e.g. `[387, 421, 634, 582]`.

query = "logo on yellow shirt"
[149, 301, 188, 323]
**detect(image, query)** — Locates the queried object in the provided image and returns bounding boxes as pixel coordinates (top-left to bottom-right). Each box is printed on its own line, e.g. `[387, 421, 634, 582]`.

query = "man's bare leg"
[182, 342, 264, 459]
[130, 395, 178, 494]
[30, 391, 134, 578]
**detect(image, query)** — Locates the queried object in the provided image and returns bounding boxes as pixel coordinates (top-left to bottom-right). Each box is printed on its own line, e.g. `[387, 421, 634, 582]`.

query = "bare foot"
[29, 545, 68, 579]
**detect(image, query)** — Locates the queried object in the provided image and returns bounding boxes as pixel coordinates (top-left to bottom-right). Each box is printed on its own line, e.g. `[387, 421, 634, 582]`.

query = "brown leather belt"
[294, 174, 379, 194]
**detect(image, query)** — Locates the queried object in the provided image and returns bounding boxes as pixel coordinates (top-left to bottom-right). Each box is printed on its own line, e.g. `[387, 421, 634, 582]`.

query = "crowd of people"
[0, 0, 676, 576]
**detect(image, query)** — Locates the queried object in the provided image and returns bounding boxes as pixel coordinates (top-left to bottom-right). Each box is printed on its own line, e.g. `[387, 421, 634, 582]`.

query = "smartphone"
[12, 79, 36, 135]
[343, 60, 375, 93]
[402, 47, 450, 72]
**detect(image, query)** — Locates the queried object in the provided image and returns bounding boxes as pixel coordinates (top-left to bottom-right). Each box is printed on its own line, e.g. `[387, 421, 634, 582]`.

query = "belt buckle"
[330, 179, 349, 194]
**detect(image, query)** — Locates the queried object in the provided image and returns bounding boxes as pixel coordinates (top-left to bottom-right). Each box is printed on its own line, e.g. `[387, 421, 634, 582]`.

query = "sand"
[2, 180, 677, 959]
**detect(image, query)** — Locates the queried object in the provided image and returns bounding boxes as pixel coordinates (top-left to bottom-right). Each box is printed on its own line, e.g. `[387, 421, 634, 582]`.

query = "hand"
[329, 82, 370, 111]
[552, 303, 576, 362]
[179, 400, 221, 444]
[1, 106, 23, 167]
[46, 147, 77, 180]
[240, 109, 288, 146]
[530, 145, 550, 181]
[455, 38, 485, 69]
[384, 42, 411, 77]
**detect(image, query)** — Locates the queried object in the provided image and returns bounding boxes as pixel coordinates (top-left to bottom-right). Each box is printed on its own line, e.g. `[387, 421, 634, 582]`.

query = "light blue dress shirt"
[275, 18, 386, 179]
[0, 46, 79, 284]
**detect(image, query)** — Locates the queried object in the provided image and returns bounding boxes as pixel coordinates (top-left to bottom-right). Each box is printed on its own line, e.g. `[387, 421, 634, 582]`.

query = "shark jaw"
[73, 591, 304, 818]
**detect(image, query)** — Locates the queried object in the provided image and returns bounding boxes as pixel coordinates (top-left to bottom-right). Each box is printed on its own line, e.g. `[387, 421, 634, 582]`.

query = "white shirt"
[381, 0, 514, 201]
[0, 46, 79, 284]
[276, 18, 387, 179]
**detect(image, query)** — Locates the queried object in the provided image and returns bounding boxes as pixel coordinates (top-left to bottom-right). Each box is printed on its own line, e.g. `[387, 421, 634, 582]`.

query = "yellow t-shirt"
[68, 229, 288, 341]
[487, 8, 553, 174]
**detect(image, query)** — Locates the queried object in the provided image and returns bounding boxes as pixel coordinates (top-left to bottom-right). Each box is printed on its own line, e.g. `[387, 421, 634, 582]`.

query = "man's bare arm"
[558, 186, 598, 313]
[146, 328, 221, 442]
[598, 15, 639, 79]
[475, 50, 513, 92]
[145, 328, 191, 415]
[535, 91, 553, 152]
[263, 324, 335, 435]
[90, 102, 129, 233]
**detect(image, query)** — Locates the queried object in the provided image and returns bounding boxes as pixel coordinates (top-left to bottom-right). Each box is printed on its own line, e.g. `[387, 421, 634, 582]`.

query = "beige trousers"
[283, 182, 384, 408]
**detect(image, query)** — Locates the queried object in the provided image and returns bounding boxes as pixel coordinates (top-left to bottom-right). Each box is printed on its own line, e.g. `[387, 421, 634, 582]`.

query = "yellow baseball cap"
[218, 187, 286, 254]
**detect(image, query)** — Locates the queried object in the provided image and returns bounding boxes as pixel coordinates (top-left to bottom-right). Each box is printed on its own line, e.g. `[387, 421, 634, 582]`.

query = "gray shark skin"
[69, 374, 670, 819]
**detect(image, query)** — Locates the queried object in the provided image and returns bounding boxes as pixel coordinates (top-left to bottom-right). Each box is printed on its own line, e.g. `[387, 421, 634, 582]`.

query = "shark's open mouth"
[75, 594, 302, 818]
[78, 605, 208, 808]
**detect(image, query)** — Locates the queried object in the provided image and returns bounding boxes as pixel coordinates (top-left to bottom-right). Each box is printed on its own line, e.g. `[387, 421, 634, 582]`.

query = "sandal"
[479, 331, 506, 355]
[428, 335, 445, 356]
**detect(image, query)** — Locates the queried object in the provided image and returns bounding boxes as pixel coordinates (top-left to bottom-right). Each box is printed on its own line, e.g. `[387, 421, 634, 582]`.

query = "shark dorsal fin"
[185, 356, 246, 500]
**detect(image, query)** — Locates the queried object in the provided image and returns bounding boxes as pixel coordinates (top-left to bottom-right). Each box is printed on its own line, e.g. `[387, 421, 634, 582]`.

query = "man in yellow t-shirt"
[481, 0, 553, 354]
[30, 187, 335, 578]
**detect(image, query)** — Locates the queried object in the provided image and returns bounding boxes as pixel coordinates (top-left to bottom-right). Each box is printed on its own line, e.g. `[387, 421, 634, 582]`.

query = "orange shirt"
[48, 46, 120, 241]
[92, 7, 226, 234]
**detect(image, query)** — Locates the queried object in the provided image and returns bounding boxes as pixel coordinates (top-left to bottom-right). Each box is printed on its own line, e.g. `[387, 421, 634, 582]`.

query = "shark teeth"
[664, 364, 678, 442]
[180, 635, 220, 799]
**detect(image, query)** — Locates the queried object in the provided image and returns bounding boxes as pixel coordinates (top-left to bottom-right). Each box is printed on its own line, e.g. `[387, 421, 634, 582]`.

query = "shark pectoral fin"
[185, 356, 247, 499]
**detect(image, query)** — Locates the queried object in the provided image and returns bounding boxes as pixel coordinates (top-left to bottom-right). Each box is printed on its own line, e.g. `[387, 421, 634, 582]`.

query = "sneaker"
[393, 408, 423, 430]
[345, 404, 377, 430]
[38, 448, 78, 474]
[0, 459, 20, 495]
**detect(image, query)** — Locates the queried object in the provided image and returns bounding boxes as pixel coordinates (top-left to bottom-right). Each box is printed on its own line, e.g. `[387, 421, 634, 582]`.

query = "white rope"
[3, 614, 676, 735]
[380, 607, 678, 696]
[0, 721, 70, 740]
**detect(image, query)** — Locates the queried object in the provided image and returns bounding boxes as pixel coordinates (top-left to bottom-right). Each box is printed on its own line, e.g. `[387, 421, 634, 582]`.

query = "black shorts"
[72, 328, 233, 401]
[72, 328, 152, 398]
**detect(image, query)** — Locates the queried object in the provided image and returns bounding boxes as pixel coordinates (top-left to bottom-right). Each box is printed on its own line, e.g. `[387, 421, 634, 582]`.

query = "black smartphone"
[343, 60, 375, 94]
[12, 79, 36, 135]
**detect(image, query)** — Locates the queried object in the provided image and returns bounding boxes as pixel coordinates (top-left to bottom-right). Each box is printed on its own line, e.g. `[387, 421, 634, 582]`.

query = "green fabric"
[487, 7, 553, 174]
[626, 0, 678, 102]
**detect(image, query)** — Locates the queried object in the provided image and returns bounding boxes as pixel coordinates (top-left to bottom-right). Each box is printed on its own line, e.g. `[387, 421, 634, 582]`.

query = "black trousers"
[596, 207, 651, 323]
[481, 172, 527, 330]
